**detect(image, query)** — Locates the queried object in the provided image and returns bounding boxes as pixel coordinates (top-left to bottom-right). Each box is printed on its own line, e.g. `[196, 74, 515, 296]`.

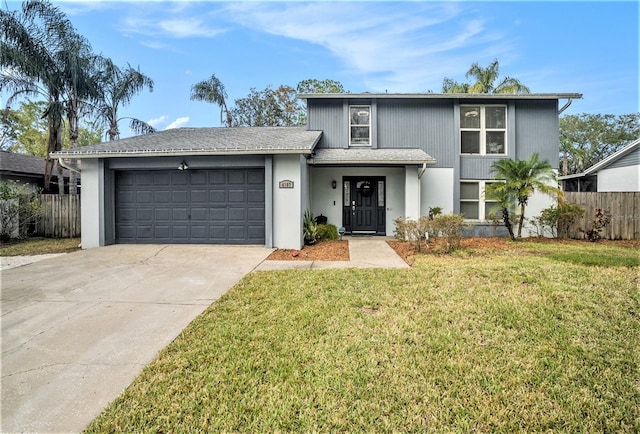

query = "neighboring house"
[559, 138, 640, 192]
[0, 151, 70, 193]
[51, 92, 581, 249]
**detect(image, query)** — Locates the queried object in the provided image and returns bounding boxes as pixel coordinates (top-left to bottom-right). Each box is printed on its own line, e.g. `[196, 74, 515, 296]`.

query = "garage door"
[115, 169, 265, 244]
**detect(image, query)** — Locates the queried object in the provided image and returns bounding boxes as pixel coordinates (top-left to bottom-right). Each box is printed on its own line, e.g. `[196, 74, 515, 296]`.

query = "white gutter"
[558, 98, 573, 114]
[418, 163, 427, 179]
[58, 157, 81, 174]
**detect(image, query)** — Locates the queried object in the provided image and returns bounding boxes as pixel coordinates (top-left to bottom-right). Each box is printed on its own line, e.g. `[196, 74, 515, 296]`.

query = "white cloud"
[158, 19, 226, 38]
[223, 2, 514, 92]
[165, 117, 190, 130]
[147, 115, 168, 128]
[118, 9, 227, 40]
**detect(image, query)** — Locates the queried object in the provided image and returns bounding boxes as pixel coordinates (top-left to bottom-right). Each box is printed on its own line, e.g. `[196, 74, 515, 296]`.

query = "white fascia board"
[50, 149, 315, 159]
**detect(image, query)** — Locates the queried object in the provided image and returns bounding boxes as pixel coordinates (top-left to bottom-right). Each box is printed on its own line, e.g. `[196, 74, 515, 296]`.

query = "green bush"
[0, 181, 42, 242]
[317, 224, 339, 241]
[393, 216, 432, 252]
[303, 209, 318, 244]
[537, 202, 585, 238]
[431, 214, 468, 253]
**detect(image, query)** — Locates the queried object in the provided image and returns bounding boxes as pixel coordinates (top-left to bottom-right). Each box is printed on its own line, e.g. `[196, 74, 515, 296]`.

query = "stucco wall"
[421, 167, 454, 215]
[272, 154, 305, 249]
[598, 166, 640, 192]
[80, 159, 103, 248]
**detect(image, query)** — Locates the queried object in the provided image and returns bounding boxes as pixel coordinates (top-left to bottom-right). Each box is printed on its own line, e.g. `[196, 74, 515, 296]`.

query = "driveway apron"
[1, 244, 271, 433]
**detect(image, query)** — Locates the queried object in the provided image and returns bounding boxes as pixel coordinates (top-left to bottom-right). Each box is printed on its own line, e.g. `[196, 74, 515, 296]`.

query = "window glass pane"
[485, 202, 499, 220]
[350, 107, 370, 125]
[351, 126, 370, 145]
[461, 131, 480, 153]
[486, 131, 505, 154]
[343, 181, 350, 205]
[460, 182, 479, 200]
[485, 107, 506, 129]
[378, 181, 385, 206]
[460, 106, 480, 128]
[460, 202, 479, 219]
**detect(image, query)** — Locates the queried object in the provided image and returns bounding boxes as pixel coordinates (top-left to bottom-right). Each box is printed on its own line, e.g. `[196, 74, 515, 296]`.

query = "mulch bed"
[267, 237, 639, 263]
[266, 240, 350, 261]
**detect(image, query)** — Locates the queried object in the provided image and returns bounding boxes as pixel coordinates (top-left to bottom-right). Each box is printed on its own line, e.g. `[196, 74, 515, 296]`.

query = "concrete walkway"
[256, 236, 408, 270]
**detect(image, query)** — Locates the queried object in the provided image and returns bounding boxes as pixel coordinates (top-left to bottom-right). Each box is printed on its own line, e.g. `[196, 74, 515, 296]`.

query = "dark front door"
[342, 177, 385, 234]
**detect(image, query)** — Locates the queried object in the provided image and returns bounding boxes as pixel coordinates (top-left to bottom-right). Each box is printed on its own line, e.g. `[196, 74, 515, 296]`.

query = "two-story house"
[52, 92, 580, 249]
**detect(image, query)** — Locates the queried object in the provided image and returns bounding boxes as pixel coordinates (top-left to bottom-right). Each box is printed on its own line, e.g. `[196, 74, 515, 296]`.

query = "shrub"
[393, 216, 431, 252]
[582, 208, 612, 242]
[317, 224, 338, 241]
[303, 209, 318, 244]
[0, 180, 42, 242]
[537, 202, 585, 238]
[431, 214, 468, 253]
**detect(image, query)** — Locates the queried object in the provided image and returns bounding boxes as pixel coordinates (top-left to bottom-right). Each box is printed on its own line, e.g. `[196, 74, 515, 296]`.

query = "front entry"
[342, 177, 386, 234]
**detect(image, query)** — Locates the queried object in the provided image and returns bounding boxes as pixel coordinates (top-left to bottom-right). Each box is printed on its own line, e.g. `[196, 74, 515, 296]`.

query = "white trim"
[349, 105, 371, 147]
[460, 180, 502, 221]
[460, 105, 508, 156]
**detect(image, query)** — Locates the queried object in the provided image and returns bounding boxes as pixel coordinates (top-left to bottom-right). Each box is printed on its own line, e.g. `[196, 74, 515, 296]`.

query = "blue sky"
[4, 1, 639, 133]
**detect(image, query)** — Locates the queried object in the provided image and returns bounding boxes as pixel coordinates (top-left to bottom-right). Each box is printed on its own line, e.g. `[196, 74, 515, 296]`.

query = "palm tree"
[1, 0, 95, 193]
[485, 153, 561, 239]
[190, 74, 232, 127]
[94, 59, 155, 141]
[442, 59, 530, 94]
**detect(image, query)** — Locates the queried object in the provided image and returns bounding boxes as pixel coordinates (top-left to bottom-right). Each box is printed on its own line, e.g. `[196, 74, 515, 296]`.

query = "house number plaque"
[279, 180, 294, 189]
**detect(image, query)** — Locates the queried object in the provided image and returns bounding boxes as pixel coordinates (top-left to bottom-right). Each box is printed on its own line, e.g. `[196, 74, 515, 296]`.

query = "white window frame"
[460, 180, 502, 221]
[460, 105, 507, 155]
[349, 105, 371, 147]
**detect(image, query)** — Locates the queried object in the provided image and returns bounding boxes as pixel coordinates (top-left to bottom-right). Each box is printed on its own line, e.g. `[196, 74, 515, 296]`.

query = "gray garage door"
[115, 169, 265, 244]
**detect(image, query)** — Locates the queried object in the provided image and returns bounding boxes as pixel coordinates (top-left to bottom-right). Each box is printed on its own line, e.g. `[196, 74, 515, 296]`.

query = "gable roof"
[559, 138, 640, 180]
[0, 151, 69, 178]
[310, 148, 435, 165]
[51, 127, 323, 159]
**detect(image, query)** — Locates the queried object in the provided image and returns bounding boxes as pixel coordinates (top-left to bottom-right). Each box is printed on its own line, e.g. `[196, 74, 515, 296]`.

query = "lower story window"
[460, 181, 501, 220]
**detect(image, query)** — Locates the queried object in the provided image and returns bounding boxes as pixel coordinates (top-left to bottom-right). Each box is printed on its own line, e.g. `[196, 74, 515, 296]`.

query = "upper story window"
[350, 105, 371, 146]
[460, 105, 507, 155]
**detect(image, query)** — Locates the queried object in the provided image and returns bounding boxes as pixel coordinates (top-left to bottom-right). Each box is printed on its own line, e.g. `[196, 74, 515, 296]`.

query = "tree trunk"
[68, 107, 79, 195]
[502, 207, 516, 241]
[517, 203, 526, 238]
[56, 160, 65, 195]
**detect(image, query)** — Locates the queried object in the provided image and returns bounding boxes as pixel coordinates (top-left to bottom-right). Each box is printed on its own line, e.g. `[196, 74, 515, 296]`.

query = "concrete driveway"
[1, 244, 272, 433]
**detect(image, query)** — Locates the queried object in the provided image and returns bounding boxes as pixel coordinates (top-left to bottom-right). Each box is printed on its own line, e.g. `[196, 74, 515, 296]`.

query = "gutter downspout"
[58, 157, 81, 174]
[418, 163, 427, 179]
[558, 98, 573, 114]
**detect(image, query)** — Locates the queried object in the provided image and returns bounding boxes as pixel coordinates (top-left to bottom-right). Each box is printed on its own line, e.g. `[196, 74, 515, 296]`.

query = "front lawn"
[86, 241, 639, 432]
[0, 237, 80, 256]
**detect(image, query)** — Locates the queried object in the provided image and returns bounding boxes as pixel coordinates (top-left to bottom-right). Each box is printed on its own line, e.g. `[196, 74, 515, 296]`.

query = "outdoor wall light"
[178, 160, 189, 171]
[332, 180, 337, 189]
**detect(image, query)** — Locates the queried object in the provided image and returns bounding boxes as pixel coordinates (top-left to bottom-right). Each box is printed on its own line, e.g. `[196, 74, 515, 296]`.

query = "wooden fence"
[35, 194, 81, 238]
[563, 192, 640, 240]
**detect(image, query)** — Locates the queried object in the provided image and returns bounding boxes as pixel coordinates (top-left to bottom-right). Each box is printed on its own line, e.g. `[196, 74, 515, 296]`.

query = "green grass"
[86, 242, 639, 433]
[0, 237, 80, 256]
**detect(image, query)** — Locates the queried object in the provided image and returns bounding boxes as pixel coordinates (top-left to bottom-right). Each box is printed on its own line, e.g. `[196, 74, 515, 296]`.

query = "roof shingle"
[51, 127, 323, 158]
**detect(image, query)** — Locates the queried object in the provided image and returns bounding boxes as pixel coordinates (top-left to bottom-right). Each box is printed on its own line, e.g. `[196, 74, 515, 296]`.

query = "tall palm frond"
[190, 74, 231, 127]
[94, 59, 154, 140]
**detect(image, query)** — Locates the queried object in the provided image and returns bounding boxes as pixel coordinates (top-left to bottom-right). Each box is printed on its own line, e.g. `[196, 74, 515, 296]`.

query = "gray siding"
[307, 99, 345, 149]
[460, 156, 505, 179]
[606, 147, 640, 170]
[514, 100, 559, 167]
[377, 99, 456, 168]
